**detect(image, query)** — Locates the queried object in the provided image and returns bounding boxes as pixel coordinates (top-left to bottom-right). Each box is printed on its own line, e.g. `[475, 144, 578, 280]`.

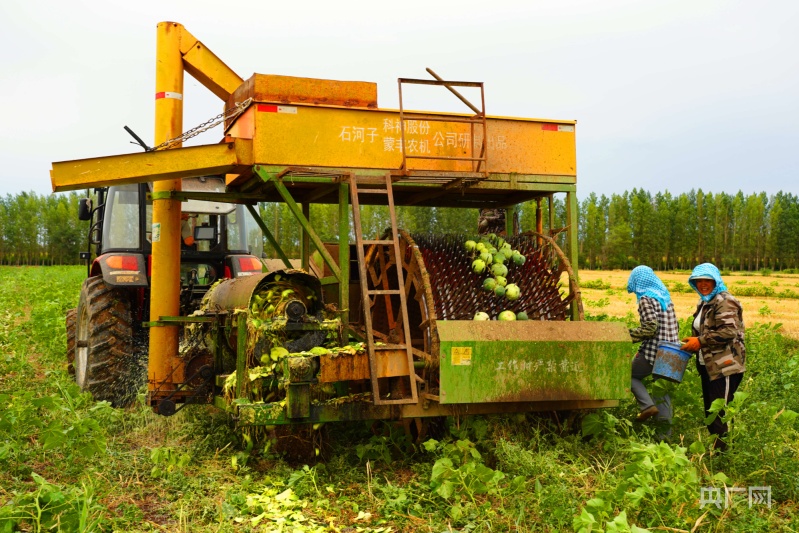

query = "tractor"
[67, 178, 265, 406]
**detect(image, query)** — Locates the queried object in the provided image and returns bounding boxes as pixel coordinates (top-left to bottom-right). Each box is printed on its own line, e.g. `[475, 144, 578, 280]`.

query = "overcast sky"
[1, 0, 796, 200]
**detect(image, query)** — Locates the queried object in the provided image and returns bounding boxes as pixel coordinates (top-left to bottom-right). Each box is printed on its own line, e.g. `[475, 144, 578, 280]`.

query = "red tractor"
[66, 177, 264, 405]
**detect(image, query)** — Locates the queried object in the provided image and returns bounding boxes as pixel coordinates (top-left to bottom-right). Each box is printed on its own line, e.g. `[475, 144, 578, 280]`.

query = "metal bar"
[338, 182, 350, 326]
[144, 316, 216, 326]
[567, 191, 580, 321]
[536, 197, 543, 246]
[398, 79, 408, 173]
[148, 190, 264, 204]
[425, 68, 482, 115]
[301, 203, 310, 271]
[399, 77, 484, 89]
[235, 313, 247, 398]
[259, 165, 394, 179]
[257, 167, 342, 280]
[177, 25, 243, 101]
[471, 120, 475, 173]
[245, 204, 292, 269]
[399, 115, 484, 124]
[232, 398, 621, 426]
[479, 82, 488, 175]
[468, 181, 577, 193]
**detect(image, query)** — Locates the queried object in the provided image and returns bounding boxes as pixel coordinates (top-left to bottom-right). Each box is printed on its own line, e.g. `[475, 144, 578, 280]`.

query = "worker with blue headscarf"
[626, 266, 679, 429]
[681, 263, 745, 451]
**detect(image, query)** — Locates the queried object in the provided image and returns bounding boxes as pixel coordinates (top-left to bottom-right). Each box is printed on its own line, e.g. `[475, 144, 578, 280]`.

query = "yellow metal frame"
[149, 22, 243, 397]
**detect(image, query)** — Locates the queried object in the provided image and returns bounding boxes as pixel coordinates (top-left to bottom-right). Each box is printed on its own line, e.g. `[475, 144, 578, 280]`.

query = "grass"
[1, 266, 798, 532]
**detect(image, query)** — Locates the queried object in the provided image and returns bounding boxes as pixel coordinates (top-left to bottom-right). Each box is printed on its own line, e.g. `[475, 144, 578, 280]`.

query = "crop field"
[576, 269, 799, 340]
[2, 266, 799, 532]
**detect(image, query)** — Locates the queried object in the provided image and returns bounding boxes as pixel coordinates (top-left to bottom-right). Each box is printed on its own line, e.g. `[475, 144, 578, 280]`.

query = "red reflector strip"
[155, 91, 183, 100]
[238, 257, 263, 271]
[256, 104, 297, 114]
[542, 123, 575, 132]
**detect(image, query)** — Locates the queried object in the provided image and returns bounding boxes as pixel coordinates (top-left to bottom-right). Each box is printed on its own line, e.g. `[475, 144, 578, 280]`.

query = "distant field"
[575, 269, 799, 339]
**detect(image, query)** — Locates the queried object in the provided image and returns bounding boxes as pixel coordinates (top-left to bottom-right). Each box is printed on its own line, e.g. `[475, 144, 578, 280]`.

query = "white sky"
[1, 0, 796, 199]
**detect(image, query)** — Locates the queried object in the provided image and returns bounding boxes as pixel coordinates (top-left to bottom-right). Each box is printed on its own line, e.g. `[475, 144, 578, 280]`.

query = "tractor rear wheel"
[74, 276, 146, 406]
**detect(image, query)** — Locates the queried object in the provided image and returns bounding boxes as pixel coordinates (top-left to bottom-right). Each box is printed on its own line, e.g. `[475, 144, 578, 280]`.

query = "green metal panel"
[438, 321, 631, 404]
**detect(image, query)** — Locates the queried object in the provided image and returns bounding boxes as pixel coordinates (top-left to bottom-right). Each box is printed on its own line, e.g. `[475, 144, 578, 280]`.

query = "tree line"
[0, 192, 85, 265]
[3, 189, 798, 272]
[578, 189, 799, 271]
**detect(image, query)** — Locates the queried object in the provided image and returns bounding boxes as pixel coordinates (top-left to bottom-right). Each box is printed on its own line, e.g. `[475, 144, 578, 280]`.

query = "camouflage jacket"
[691, 291, 746, 381]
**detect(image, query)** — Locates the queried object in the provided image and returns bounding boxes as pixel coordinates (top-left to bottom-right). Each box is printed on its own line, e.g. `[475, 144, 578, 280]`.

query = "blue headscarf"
[626, 265, 672, 311]
[688, 263, 727, 302]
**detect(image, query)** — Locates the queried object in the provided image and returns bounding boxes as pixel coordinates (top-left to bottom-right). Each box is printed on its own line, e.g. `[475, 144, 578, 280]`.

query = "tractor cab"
[84, 176, 264, 296]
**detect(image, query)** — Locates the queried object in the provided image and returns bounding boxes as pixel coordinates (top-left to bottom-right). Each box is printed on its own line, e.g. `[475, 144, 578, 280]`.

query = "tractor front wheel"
[74, 276, 146, 406]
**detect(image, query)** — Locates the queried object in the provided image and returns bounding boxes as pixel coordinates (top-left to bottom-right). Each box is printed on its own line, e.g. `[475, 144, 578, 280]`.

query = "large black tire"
[74, 276, 146, 406]
[65, 308, 76, 376]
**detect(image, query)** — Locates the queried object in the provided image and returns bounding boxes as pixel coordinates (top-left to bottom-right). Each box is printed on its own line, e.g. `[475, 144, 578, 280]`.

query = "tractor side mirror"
[194, 225, 217, 241]
[78, 198, 92, 221]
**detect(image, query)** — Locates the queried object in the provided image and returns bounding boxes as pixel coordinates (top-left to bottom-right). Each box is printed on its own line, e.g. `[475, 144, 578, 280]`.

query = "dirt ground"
[572, 269, 799, 339]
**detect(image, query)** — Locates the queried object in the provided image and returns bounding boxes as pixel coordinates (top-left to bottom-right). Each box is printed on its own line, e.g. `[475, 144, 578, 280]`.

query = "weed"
[583, 279, 611, 290]
[150, 446, 192, 478]
[585, 297, 611, 309]
[0, 473, 110, 532]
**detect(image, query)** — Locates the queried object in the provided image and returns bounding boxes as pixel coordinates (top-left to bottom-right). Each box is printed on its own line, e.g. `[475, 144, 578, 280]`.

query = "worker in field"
[626, 266, 679, 432]
[681, 263, 746, 452]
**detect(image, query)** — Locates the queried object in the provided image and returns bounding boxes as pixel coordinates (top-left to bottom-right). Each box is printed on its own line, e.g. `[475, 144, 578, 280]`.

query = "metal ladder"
[350, 173, 419, 405]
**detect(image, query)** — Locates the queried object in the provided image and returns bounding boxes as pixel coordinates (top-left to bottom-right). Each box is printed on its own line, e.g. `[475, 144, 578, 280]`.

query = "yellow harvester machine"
[52, 22, 631, 431]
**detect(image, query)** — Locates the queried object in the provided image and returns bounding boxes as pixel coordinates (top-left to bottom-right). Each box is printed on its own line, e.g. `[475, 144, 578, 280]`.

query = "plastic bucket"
[652, 341, 692, 383]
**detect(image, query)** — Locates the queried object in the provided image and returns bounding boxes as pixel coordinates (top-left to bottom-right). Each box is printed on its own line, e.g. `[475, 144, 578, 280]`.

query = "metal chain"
[151, 97, 253, 151]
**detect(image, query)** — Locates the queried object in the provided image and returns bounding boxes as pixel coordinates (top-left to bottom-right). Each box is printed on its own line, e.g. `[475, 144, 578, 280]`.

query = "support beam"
[301, 203, 310, 271]
[51, 140, 253, 192]
[566, 191, 580, 321]
[535, 197, 543, 246]
[149, 22, 185, 396]
[178, 25, 242, 101]
[338, 182, 350, 325]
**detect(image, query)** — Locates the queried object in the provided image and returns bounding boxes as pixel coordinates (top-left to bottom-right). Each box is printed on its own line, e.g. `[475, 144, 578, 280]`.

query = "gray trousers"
[631, 353, 672, 423]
